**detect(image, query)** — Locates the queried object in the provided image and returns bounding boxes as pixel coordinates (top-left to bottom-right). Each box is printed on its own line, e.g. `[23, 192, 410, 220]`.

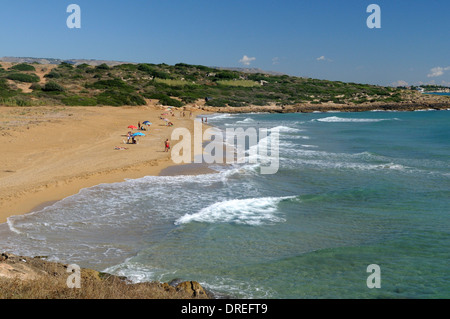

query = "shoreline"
[1, 101, 448, 224]
[0, 105, 212, 224]
[200, 99, 450, 114]
[2, 101, 448, 224]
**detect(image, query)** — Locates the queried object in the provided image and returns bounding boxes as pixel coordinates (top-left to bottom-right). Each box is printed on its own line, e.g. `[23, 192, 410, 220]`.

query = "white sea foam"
[6, 218, 22, 235]
[301, 144, 318, 148]
[270, 125, 303, 133]
[235, 118, 255, 124]
[175, 196, 296, 226]
[103, 260, 159, 283]
[284, 157, 409, 171]
[314, 116, 397, 123]
[206, 113, 237, 120]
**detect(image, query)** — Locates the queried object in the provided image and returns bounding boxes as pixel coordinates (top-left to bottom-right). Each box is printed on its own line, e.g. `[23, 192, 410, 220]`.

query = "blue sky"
[0, 0, 449, 86]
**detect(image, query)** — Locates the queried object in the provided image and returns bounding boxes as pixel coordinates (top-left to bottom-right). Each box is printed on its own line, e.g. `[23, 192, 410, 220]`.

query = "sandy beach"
[0, 105, 209, 224]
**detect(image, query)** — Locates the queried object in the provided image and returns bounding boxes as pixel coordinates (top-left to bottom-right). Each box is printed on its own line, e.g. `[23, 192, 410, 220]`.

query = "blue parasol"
[132, 132, 145, 137]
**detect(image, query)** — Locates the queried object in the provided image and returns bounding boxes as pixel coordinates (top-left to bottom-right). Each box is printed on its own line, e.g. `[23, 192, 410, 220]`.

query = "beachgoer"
[127, 131, 131, 144]
[164, 139, 170, 152]
[138, 122, 141, 130]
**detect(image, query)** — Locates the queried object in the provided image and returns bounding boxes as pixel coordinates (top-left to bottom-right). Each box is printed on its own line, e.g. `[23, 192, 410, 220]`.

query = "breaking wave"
[175, 196, 297, 226]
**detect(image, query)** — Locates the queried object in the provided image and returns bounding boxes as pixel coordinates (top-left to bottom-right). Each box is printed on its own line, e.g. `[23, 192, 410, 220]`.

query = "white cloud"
[316, 55, 332, 62]
[427, 66, 450, 78]
[239, 55, 256, 66]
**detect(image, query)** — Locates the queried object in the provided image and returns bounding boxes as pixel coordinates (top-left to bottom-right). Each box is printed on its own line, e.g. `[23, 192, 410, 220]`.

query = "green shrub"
[0, 97, 34, 106]
[62, 95, 98, 106]
[10, 63, 36, 71]
[247, 73, 268, 82]
[58, 62, 74, 69]
[116, 64, 139, 71]
[76, 63, 90, 69]
[205, 98, 229, 107]
[192, 64, 215, 72]
[42, 81, 65, 92]
[96, 90, 146, 106]
[71, 74, 85, 80]
[0, 78, 16, 98]
[180, 96, 197, 104]
[89, 78, 134, 91]
[137, 64, 170, 79]
[143, 93, 184, 107]
[44, 71, 62, 79]
[217, 80, 259, 87]
[6, 73, 40, 83]
[96, 63, 110, 70]
[215, 71, 239, 80]
[29, 83, 42, 91]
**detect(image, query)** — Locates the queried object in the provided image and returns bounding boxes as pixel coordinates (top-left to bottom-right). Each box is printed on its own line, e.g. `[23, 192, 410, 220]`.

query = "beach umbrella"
[128, 125, 138, 129]
[132, 132, 145, 137]
[163, 118, 169, 122]
[142, 121, 152, 125]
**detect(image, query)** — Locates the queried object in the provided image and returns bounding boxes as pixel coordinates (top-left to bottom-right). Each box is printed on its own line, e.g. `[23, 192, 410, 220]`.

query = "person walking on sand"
[164, 139, 170, 152]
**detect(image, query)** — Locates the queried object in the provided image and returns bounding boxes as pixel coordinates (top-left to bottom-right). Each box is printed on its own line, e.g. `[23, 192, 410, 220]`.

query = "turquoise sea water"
[0, 110, 449, 298]
[424, 92, 450, 96]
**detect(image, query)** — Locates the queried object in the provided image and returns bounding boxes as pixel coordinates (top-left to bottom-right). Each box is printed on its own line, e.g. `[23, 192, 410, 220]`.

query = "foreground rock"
[0, 253, 210, 299]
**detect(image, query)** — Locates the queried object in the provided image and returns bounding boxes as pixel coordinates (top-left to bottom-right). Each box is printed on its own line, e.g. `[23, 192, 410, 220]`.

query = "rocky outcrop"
[175, 281, 208, 298]
[197, 92, 450, 114]
[0, 253, 54, 281]
[0, 252, 210, 299]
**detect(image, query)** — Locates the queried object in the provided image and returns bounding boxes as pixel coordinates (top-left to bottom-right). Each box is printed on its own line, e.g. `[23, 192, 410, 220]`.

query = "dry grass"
[154, 78, 196, 86]
[216, 80, 259, 87]
[0, 272, 206, 299]
[0, 276, 196, 299]
[0, 254, 209, 299]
